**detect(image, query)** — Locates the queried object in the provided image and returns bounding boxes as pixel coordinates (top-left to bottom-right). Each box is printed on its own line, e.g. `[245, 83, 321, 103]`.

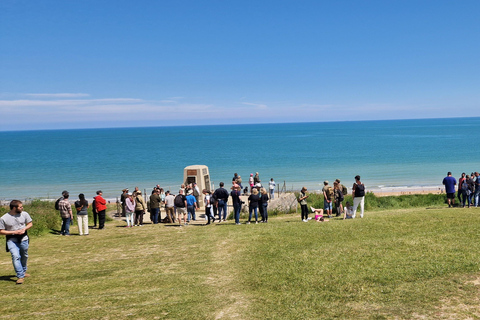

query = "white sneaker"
[311, 207, 316, 213]
[303, 219, 307, 222]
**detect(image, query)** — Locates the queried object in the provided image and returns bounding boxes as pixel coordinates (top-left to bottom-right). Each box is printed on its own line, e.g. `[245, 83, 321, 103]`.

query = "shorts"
[446, 193, 455, 199]
[324, 201, 332, 211]
[177, 207, 187, 215]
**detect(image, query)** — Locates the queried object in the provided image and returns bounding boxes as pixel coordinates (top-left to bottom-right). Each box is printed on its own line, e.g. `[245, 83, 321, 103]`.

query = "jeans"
[205, 207, 214, 223]
[248, 207, 258, 222]
[187, 205, 196, 222]
[475, 189, 480, 207]
[262, 203, 268, 221]
[233, 203, 241, 224]
[93, 210, 98, 226]
[151, 208, 160, 224]
[134, 210, 144, 225]
[61, 217, 71, 235]
[270, 189, 274, 199]
[7, 239, 28, 278]
[352, 196, 365, 218]
[125, 212, 134, 226]
[217, 200, 227, 220]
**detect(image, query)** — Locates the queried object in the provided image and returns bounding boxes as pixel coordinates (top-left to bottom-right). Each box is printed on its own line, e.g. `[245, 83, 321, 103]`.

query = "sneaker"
[223, 219, 226, 222]
[16, 278, 24, 285]
[303, 219, 308, 222]
[307, 217, 312, 220]
[24, 273, 31, 277]
[311, 207, 316, 213]
[255, 221, 258, 224]
[246, 221, 250, 225]
[236, 223, 241, 225]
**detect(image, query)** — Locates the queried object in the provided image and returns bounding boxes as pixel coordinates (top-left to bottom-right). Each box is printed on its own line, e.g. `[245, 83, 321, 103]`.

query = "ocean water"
[1, 117, 479, 200]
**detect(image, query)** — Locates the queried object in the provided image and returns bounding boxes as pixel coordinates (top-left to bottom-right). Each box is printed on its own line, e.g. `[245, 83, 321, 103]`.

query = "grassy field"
[1, 202, 480, 319]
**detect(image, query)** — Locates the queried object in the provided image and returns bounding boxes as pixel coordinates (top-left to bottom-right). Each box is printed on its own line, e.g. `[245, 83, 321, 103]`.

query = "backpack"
[342, 185, 348, 197]
[174, 195, 184, 207]
[462, 181, 469, 191]
[337, 190, 344, 202]
[55, 198, 62, 210]
[355, 184, 365, 197]
[327, 187, 334, 200]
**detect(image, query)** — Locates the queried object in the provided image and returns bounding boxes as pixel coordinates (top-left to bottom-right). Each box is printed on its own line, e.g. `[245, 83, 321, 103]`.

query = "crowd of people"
[442, 171, 480, 208]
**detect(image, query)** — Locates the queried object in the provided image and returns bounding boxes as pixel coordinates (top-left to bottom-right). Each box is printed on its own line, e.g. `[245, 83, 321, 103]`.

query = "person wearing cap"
[298, 187, 309, 222]
[59, 191, 73, 236]
[0, 200, 33, 284]
[124, 192, 135, 227]
[186, 189, 198, 222]
[134, 190, 147, 226]
[94, 190, 107, 229]
[322, 181, 333, 218]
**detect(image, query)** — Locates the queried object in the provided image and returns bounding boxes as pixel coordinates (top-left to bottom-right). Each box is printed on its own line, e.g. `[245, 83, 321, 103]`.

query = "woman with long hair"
[259, 188, 269, 223]
[75, 194, 89, 236]
[247, 188, 260, 224]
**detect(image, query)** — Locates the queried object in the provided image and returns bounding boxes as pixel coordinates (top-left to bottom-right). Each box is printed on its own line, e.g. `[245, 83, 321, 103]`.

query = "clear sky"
[1, 0, 479, 131]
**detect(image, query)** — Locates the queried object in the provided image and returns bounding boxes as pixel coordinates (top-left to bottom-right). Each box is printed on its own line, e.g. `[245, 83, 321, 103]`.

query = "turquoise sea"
[1, 117, 479, 201]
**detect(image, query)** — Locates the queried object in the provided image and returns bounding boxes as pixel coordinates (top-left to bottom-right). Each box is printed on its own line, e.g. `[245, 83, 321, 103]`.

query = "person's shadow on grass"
[0, 275, 17, 283]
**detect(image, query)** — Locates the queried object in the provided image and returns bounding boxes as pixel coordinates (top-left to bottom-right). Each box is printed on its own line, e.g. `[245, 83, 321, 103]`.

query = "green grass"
[1, 201, 480, 319]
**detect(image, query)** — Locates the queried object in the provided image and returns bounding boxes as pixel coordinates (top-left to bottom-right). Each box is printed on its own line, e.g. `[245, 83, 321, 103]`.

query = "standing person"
[462, 175, 474, 208]
[59, 191, 73, 236]
[75, 194, 89, 236]
[352, 175, 365, 218]
[322, 181, 334, 218]
[134, 190, 147, 226]
[149, 189, 162, 224]
[120, 188, 128, 217]
[164, 191, 175, 223]
[333, 181, 344, 217]
[174, 189, 188, 226]
[254, 172, 260, 185]
[336, 179, 348, 201]
[92, 196, 98, 228]
[269, 178, 276, 200]
[237, 175, 243, 191]
[124, 192, 135, 227]
[247, 188, 260, 224]
[249, 174, 254, 193]
[213, 182, 229, 222]
[203, 189, 215, 225]
[193, 183, 201, 206]
[442, 172, 457, 208]
[299, 187, 309, 222]
[474, 172, 480, 207]
[458, 173, 466, 204]
[230, 185, 242, 225]
[0, 200, 33, 285]
[186, 189, 198, 222]
[94, 190, 107, 229]
[259, 188, 269, 223]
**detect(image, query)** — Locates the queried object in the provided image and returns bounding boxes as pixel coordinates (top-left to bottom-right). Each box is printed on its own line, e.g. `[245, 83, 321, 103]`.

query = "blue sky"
[1, 0, 479, 131]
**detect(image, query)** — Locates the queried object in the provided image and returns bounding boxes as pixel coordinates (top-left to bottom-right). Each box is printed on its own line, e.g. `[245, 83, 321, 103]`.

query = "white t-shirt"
[0, 211, 32, 242]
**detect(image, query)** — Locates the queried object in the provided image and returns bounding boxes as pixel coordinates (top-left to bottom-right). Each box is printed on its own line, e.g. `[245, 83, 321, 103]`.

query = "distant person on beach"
[259, 188, 269, 223]
[149, 188, 162, 224]
[75, 194, 89, 236]
[164, 191, 175, 223]
[175, 189, 187, 226]
[125, 192, 135, 227]
[247, 188, 260, 224]
[269, 178, 276, 199]
[0, 200, 33, 285]
[213, 182, 229, 222]
[333, 181, 344, 217]
[94, 190, 107, 229]
[249, 174, 254, 193]
[134, 191, 147, 226]
[322, 181, 334, 218]
[59, 191, 73, 236]
[298, 187, 309, 222]
[203, 189, 215, 225]
[474, 172, 480, 207]
[352, 175, 365, 218]
[343, 201, 354, 219]
[230, 185, 241, 225]
[254, 172, 260, 185]
[236, 175, 243, 191]
[442, 172, 457, 208]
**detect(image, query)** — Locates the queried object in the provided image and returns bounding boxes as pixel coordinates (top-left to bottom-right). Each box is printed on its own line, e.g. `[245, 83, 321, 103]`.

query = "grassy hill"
[1, 198, 480, 319]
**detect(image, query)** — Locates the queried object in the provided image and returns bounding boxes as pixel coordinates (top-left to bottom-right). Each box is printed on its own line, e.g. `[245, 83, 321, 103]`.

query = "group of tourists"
[443, 171, 480, 208]
[298, 175, 366, 222]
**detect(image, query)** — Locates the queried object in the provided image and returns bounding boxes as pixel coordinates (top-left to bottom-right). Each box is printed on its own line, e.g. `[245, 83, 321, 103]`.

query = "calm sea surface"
[1, 117, 479, 200]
